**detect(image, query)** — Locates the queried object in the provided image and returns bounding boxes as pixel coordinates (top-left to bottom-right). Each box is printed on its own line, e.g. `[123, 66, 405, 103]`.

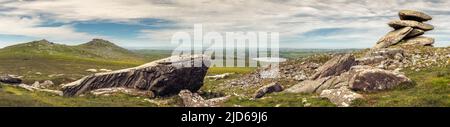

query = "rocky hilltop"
[217, 10, 449, 107]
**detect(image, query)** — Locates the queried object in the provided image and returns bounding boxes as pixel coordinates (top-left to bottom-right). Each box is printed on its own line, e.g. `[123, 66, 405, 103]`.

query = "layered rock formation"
[374, 10, 435, 48]
[62, 55, 210, 97]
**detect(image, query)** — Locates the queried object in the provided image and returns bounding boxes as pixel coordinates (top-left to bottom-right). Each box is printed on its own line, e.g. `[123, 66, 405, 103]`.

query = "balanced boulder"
[399, 10, 432, 22]
[374, 10, 435, 48]
[62, 55, 210, 97]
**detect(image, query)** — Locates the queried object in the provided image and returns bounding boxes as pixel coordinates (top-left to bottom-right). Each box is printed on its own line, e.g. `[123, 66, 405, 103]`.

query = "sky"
[0, 0, 449, 49]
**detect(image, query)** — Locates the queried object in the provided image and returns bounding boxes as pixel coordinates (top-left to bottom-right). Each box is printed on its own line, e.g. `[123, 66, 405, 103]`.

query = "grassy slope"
[0, 84, 156, 107]
[0, 39, 164, 84]
[353, 66, 450, 107]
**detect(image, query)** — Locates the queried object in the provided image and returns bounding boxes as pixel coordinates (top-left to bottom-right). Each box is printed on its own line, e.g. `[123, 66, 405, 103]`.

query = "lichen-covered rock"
[366, 48, 405, 58]
[388, 20, 434, 31]
[348, 65, 413, 92]
[253, 82, 283, 98]
[285, 77, 331, 94]
[178, 90, 230, 107]
[402, 36, 434, 46]
[32, 80, 54, 89]
[399, 10, 432, 22]
[310, 54, 356, 80]
[320, 87, 364, 107]
[62, 55, 210, 97]
[373, 27, 413, 49]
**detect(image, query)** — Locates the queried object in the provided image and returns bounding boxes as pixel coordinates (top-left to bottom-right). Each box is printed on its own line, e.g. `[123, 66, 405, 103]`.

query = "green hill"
[0, 39, 144, 61]
[0, 39, 150, 84]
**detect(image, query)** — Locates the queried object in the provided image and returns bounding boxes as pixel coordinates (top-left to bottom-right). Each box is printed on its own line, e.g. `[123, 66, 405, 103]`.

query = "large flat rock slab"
[62, 55, 210, 97]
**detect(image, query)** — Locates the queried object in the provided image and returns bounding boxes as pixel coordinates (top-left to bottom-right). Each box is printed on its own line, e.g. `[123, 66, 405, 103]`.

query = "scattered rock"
[178, 90, 230, 107]
[31, 80, 54, 89]
[310, 54, 356, 80]
[62, 55, 210, 97]
[48, 74, 64, 78]
[31, 81, 40, 88]
[99, 69, 112, 72]
[399, 10, 432, 22]
[0, 75, 22, 84]
[206, 73, 233, 80]
[85, 69, 97, 73]
[388, 20, 434, 31]
[253, 82, 283, 98]
[373, 27, 413, 49]
[35, 72, 42, 75]
[320, 87, 364, 107]
[16, 83, 62, 96]
[17, 84, 35, 91]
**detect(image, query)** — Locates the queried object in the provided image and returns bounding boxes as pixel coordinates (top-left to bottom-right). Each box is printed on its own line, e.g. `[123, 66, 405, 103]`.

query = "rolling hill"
[0, 39, 144, 61]
[0, 39, 156, 84]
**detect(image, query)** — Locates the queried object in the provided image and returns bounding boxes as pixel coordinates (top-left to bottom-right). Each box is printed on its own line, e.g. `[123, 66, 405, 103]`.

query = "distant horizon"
[1, 38, 449, 50]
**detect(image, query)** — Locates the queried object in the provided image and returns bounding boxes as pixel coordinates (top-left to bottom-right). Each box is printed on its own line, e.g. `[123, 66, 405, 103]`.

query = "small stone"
[85, 69, 97, 73]
[253, 82, 283, 98]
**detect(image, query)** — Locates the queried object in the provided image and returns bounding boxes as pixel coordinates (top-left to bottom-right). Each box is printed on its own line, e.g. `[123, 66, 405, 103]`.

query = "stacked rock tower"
[374, 10, 435, 49]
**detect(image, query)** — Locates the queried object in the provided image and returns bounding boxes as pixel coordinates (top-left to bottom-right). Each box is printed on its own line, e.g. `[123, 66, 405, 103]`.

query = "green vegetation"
[0, 84, 157, 107]
[353, 66, 450, 107]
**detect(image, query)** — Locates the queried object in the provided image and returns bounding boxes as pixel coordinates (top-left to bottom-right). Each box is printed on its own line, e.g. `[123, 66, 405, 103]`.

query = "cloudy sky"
[0, 0, 449, 49]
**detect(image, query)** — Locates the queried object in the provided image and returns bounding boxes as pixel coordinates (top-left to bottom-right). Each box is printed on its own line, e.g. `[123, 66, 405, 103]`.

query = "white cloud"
[0, 0, 449, 48]
[0, 15, 97, 43]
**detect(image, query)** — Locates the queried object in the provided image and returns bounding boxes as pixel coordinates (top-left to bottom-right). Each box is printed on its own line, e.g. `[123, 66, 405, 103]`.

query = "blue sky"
[0, 0, 449, 49]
